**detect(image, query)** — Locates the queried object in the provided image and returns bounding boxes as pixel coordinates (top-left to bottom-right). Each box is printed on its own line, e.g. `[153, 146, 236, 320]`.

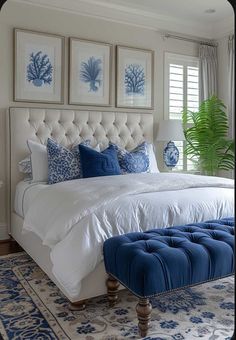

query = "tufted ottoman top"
[103, 218, 235, 298]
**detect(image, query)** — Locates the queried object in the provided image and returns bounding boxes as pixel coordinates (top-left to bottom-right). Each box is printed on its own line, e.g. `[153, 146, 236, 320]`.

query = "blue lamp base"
[163, 141, 179, 168]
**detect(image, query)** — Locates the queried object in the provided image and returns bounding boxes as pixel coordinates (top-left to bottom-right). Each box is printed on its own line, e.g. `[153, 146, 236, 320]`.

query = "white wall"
[0, 1, 199, 238]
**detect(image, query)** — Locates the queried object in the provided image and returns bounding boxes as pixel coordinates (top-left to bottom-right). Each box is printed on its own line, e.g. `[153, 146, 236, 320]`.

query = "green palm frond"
[182, 95, 234, 176]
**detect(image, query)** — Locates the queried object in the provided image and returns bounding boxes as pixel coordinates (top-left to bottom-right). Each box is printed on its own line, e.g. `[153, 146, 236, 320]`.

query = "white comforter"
[23, 173, 234, 298]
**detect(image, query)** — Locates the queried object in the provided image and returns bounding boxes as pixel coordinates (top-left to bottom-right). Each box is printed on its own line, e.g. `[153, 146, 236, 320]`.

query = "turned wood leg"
[106, 275, 120, 307]
[69, 299, 87, 311]
[136, 298, 152, 338]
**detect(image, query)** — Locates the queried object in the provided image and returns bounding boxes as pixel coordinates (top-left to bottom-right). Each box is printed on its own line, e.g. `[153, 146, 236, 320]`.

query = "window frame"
[164, 52, 200, 172]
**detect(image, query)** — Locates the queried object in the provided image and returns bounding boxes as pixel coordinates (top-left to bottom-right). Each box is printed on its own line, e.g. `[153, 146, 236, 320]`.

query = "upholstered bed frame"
[7, 107, 153, 303]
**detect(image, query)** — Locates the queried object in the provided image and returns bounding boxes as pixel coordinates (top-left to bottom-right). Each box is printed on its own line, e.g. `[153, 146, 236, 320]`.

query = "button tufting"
[103, 218, 234, 302]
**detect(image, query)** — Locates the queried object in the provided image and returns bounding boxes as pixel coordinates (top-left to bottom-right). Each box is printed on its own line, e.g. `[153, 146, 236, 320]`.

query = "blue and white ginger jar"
[163, 141, 179, 167]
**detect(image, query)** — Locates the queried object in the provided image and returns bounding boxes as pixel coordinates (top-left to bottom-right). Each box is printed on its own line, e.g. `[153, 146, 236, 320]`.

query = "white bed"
[7, 107, 234, 304]
[14, 180, 47, 218]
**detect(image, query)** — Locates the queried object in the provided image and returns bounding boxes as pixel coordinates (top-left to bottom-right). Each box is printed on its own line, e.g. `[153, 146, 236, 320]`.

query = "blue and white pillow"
[111, 142, 150, 174]
[18, 156, 32, 174]
[47, 138, 91, 184]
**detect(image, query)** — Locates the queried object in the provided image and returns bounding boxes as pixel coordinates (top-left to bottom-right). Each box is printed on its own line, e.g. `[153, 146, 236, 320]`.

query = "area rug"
[0, 252, 234, 340]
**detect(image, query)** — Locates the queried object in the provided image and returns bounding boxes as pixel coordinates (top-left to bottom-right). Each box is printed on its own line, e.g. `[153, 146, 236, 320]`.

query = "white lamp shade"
[156, 120, 185, 141]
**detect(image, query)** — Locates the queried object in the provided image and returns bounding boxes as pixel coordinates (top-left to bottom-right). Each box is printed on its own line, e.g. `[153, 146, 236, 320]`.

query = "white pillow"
[27, 140, 48, 182]
[27, 139, 101, 183]
[147, 143, 160, 173]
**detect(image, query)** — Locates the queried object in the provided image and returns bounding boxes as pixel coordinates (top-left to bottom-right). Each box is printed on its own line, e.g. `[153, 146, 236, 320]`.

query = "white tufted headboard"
[7, 107, 153, 226]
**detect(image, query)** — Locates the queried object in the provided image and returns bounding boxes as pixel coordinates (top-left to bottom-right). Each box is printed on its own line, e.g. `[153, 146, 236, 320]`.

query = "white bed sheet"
[22, 173, 234, 299]
[14, 180, 48, 218]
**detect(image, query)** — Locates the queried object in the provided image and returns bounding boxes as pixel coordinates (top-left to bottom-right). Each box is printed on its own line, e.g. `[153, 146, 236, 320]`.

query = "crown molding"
[9, 0, 234, 40]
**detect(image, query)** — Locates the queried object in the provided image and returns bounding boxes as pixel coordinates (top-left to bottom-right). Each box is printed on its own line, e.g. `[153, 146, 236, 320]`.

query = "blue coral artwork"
[70, 39, 111, 105]
[27, 51, 53, 87]
[15, 29, 63, 103]
[116, 46, 153, 108]
[80, 56, 102, 93]
[124, 64, 145, 96]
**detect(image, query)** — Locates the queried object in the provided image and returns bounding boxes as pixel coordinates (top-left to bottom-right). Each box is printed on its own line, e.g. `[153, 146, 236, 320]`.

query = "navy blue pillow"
[79, 144, 121, 178]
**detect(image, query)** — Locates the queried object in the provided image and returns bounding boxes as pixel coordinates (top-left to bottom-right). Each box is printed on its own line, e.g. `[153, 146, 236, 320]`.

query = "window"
[164, 53, 199, 171]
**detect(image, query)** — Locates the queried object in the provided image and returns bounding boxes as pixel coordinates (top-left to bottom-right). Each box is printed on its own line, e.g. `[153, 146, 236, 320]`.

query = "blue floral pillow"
[47, 138, 90, 184]
[111, 142, 150, 174]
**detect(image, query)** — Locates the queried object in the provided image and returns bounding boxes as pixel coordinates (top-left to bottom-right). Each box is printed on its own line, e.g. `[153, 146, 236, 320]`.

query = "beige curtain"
[199, 44, 218, 101]
[228, 35, 235, 138]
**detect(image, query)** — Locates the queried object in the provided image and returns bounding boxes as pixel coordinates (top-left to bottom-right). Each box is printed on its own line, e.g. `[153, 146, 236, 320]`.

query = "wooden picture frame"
[14, 28, 65, 104]
[69, 37, 112, 106]
[116, 45, 154, 109]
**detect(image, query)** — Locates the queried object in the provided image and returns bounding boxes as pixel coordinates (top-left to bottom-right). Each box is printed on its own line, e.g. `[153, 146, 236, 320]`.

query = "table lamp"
[156, 120, 185, 168]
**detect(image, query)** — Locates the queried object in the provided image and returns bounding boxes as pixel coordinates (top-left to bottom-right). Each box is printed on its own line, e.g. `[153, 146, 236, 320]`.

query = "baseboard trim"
[0, 223, 9, 240]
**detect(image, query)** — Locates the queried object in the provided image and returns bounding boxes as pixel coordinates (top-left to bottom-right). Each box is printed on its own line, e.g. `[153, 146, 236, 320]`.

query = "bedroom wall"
[0, 1, 199, 238]
[217, 34, 234, 180]
[217, 34, 235, 139]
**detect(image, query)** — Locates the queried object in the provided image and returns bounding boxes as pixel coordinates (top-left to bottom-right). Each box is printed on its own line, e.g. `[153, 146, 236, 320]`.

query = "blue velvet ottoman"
[103, 217, 235, 337]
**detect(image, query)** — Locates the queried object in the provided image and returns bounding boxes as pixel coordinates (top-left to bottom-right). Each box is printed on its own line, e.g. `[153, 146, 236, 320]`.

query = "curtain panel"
[228, 35, 235, 138]
[199, 45, 218, 102]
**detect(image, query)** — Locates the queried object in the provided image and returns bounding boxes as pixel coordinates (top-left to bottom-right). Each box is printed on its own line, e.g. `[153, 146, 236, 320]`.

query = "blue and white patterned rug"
[0, 252, 234, 340]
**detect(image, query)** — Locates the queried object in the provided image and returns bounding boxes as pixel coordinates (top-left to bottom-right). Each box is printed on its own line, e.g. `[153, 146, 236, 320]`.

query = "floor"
[0, 239, 234, 339]
[0, 238, 22, 256]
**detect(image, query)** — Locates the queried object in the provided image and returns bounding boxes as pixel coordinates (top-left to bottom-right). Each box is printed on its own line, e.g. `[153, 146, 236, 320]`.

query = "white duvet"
[23, 173, 234, 298]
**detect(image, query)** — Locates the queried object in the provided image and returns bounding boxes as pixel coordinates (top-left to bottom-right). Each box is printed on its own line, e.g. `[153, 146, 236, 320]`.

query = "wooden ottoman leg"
[136, 298, 152, 338]
[106, 275, 120, 307]
[69, 300, 87, 311]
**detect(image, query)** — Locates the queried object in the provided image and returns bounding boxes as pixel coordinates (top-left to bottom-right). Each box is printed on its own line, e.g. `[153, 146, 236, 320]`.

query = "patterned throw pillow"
[18, 156, 32, 174]
[111, 142, 150, 174]
[47, 138, 91, 184]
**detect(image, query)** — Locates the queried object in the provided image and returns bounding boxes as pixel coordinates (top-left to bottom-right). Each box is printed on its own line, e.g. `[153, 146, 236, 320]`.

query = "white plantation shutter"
[187, 66, 199, 112]
[169, 64, 184, 120]
[165, 53, 199, 171]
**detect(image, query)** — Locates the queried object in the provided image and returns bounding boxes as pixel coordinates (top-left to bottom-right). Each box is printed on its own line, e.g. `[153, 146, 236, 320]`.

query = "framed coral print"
[69, 38, 112, 106]
[14, 29, 64, 103]
[116, 46, 154, 109]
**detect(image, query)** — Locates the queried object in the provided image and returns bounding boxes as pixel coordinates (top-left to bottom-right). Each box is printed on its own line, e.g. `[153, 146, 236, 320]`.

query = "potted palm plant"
[182, 95, 234, 176]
